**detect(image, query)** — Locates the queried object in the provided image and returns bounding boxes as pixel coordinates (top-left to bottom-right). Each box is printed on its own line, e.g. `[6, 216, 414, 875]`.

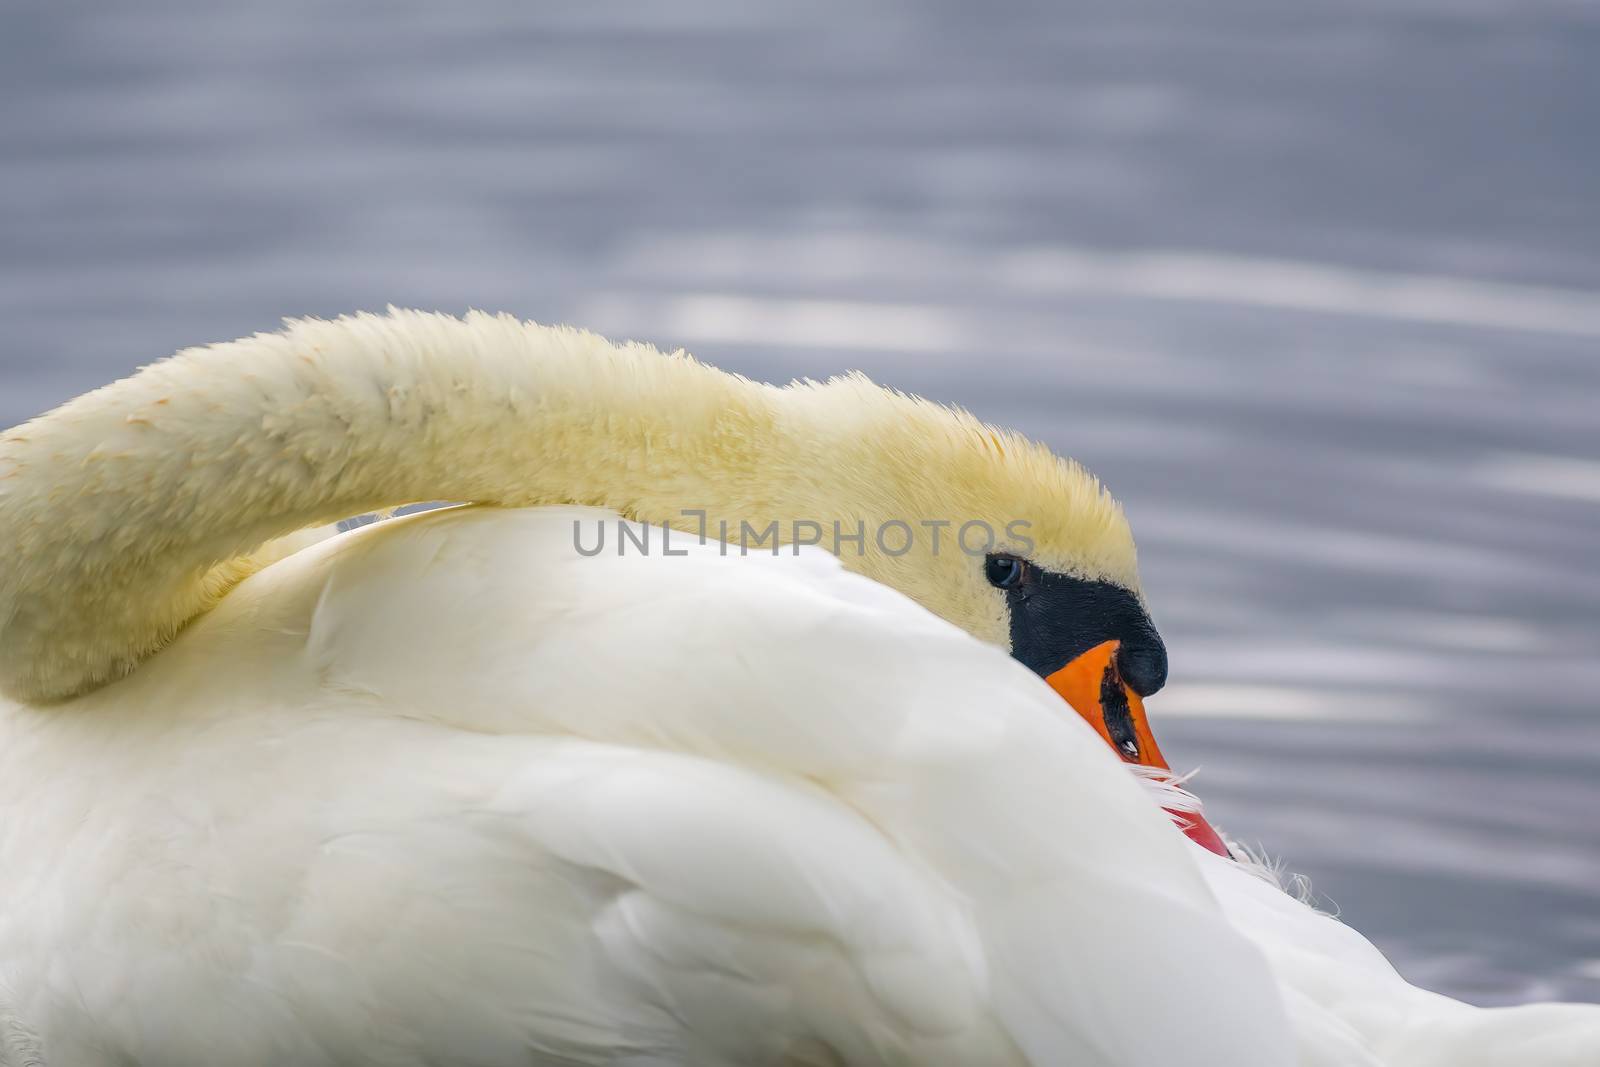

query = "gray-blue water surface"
[3, 0, 1597, 1006]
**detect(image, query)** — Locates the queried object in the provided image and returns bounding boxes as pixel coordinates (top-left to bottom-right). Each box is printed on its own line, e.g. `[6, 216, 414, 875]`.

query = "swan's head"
[777, 374, 1226, 853]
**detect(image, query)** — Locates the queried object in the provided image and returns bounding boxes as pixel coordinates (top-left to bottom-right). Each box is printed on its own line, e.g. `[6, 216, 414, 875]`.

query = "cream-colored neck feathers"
[0, 309, 1138, 704]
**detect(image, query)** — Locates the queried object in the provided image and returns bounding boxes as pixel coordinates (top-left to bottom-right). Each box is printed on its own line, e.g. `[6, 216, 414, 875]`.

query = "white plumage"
[1, 506, 1291, 1064]
[0, 311, 1595, 1064]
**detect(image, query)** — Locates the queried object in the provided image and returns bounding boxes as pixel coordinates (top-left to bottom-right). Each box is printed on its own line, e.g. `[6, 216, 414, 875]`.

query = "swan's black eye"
[985, 554, 1026, 589]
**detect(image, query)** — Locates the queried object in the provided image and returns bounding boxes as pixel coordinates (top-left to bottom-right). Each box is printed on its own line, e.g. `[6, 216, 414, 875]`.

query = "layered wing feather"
[1198, 846, 1600, 1066]
[0, 506, 1293, 1065]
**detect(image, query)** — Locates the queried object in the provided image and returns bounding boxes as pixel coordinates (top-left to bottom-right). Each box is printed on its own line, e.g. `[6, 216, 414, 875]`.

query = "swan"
[0, 309, 1594, 1065]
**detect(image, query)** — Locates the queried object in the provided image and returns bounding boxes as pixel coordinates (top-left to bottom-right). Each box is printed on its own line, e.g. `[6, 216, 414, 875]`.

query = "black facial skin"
[987, 554, 1168, 698]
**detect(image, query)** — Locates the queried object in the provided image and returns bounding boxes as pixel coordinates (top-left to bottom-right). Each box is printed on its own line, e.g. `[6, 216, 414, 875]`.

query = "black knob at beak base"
[1117, 640, 1167, 698]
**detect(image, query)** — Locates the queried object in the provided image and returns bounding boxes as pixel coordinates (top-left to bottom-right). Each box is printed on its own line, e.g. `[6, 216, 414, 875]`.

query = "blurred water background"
[3, 0, 1598, 1006]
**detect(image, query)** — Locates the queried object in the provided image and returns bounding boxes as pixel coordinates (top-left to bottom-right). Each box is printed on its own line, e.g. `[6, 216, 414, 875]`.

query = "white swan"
[0, 310, 1594, 1065]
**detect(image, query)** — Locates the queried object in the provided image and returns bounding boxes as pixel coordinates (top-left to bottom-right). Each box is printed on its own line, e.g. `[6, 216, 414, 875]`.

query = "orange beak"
[1045, 640, 1231, 857]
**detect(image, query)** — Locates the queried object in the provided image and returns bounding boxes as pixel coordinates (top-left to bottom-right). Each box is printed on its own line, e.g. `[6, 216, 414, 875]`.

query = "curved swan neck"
[0, 310, 792, 704]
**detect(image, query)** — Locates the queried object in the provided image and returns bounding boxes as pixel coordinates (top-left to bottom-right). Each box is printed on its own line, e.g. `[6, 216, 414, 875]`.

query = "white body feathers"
[1, 311, 1595, 1064]
[1, 506, 1289, 1065]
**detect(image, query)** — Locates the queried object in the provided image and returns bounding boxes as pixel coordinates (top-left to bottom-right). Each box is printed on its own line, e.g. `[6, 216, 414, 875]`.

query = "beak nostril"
[1043, 639, 1232, 856]
[1098, 660, 1141, 763]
